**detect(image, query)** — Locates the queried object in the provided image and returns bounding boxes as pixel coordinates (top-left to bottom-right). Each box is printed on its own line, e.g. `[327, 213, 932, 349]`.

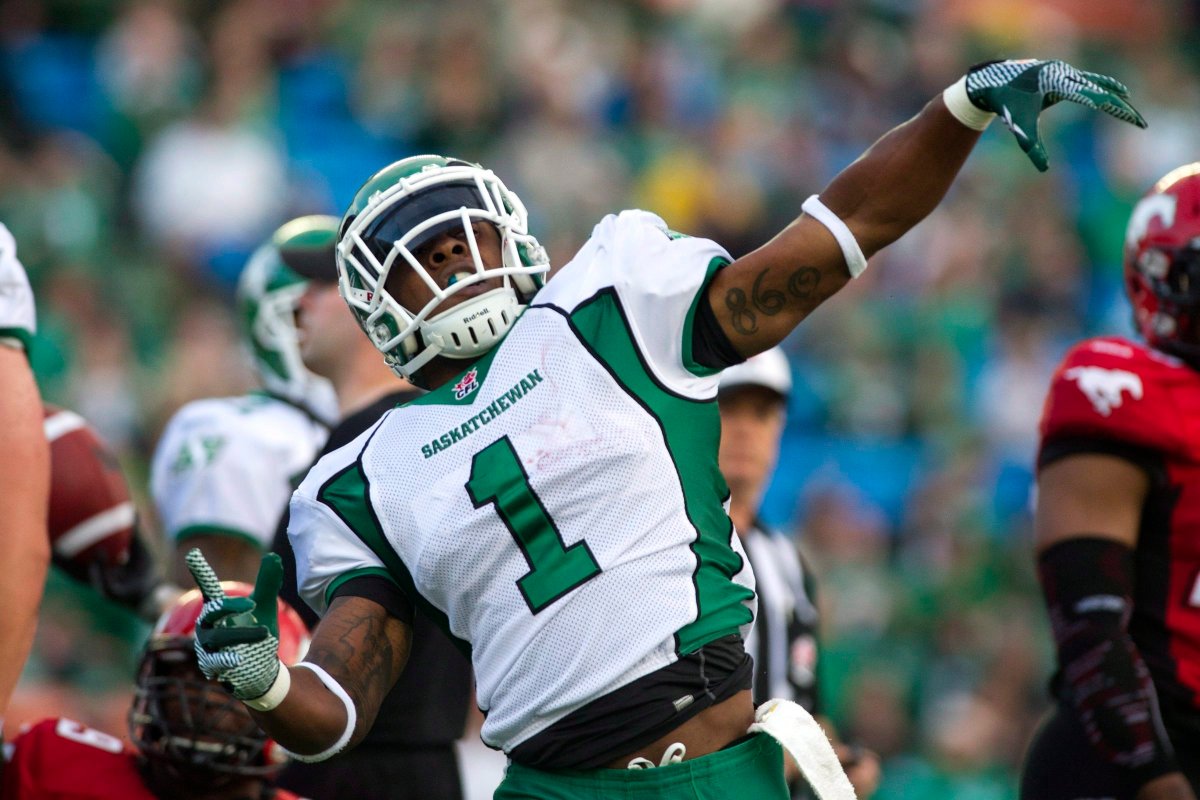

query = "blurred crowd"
[4, 0, 1200, 796]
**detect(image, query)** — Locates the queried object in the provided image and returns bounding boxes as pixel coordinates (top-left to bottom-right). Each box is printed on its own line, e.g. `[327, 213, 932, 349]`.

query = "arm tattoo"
[724, 266, 824, 338]
[787, 267, 820, 299]
[306, 600, 410, 733]
[751, 269, 786, 315]
[724, 287, 757, 335]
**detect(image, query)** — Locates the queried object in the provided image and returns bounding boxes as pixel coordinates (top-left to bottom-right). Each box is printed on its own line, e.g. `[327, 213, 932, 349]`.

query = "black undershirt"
[692, 287, 746, 371]
[510, 634, 752, 770]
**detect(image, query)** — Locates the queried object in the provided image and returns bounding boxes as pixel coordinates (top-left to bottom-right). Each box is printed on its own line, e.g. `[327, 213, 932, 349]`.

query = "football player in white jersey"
[152, 216, 340, 585]
[185, 60, 1146, 799]
[0, 222, 50, 727]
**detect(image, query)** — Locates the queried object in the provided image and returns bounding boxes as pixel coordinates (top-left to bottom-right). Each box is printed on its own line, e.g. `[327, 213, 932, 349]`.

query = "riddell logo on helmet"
[454, 368, 480, 400]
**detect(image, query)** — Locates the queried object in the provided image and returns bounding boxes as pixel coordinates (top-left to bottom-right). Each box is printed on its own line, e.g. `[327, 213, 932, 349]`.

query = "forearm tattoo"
[723, 266, 822, 337]
[306, 600, 410, 736]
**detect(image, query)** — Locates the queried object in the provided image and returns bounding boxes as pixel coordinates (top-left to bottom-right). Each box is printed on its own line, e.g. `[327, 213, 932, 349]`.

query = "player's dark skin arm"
[1036, 455, 1196, 800]
[171, 534, 265, 587]
[709, 97, 982, 357]
[247, 595, 411, 755]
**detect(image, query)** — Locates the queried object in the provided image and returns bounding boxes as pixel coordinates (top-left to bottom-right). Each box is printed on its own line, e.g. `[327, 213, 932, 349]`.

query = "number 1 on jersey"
[467, 437, 601, 613]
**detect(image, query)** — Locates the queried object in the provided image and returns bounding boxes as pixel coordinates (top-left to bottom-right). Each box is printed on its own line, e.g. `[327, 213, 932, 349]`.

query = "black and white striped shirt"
[742, 520, 820, 713]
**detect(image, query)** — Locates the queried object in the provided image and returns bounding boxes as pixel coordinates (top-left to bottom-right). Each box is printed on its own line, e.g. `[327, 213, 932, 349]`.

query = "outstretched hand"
[186, 548, 284, 702]
[965, 59, 1146, 171]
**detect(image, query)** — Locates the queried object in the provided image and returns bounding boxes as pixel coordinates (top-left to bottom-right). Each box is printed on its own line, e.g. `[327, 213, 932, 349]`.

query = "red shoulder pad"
[4, 718, 153, 799]
[1038, 337, 1190, 458]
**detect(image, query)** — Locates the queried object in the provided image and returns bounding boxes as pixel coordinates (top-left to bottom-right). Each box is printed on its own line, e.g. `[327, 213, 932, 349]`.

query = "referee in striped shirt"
[718, 348, 880, 799]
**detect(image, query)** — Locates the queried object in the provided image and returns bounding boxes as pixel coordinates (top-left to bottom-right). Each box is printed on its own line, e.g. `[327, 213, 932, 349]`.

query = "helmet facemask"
[1128, 241, 1200, 363]
[1124, 164, 1200, 368]
[131, 582, 309, 800]
[338, 161, 549, 386]
[130, 641, 282, 799]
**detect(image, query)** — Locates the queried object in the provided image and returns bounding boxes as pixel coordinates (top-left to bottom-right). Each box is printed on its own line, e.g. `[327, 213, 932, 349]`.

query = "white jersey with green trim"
[0, 222, 36, 348]
[289, 209, 757, 753]
[151, 394, 329, 550]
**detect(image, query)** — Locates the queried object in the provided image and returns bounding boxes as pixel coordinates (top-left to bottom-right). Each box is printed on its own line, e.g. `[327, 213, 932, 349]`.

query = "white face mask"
[338, 162, 549, 383]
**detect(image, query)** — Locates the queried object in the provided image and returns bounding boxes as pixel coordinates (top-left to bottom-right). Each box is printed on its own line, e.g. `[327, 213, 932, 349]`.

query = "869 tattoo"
[723, 266, 822, 336]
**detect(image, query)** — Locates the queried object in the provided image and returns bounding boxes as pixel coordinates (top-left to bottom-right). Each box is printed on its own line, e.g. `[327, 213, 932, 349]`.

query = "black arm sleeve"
[328, 575, 414, 625]
[1038, 537, 1179, 787]
[691, 291, 745, 371]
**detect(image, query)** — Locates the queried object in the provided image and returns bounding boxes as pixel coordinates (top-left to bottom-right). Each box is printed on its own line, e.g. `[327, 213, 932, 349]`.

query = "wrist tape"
[243, 661, 291, 712]
[942, 75, 995, 131]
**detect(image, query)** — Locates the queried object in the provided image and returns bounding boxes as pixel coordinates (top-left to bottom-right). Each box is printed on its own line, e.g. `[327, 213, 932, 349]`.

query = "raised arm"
[708, 59, 1146, 358]
[707, 97, 976, 354]
[186, 550, 410, 759]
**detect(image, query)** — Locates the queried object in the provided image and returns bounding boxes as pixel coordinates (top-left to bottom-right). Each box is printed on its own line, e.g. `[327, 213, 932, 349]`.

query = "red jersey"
[1038, 336, 1200, 733]
[3, 718, 304, 800]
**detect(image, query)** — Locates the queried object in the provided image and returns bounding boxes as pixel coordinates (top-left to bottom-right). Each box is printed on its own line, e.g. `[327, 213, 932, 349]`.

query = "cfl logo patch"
[454, 367, 480, 400]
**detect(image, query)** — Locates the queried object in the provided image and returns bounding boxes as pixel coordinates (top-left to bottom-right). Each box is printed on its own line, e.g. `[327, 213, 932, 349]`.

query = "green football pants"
[494, 732, 789, 800]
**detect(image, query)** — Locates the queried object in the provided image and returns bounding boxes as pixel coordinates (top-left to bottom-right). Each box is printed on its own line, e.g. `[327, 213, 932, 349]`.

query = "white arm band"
[942, 75, 995, 131]
[283, 662, 358, 763]
[801, 195, 869, 278]
[243, 661, 291, 711]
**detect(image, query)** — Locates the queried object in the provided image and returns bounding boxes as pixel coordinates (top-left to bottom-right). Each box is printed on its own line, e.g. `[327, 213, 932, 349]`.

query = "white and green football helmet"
[336, 155, 550, 386]
[236, 216, 339, 423]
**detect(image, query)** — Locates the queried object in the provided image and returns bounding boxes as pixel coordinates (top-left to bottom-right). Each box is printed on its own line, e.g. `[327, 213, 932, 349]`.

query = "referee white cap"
[717, 347, 792, 400]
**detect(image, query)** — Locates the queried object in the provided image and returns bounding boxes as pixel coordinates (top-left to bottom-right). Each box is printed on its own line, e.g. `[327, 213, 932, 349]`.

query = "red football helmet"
[128, 582, 309, 797]
[1125, 163, 1200, 362]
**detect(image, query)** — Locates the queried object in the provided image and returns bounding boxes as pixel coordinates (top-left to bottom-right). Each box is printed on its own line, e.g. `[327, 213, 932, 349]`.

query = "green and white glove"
[944, 58, 1147, 171]
[186, 549, 288, 709]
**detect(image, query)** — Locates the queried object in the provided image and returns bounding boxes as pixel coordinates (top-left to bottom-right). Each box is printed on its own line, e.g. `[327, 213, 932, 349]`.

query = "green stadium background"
[5, 1, 1197, 797]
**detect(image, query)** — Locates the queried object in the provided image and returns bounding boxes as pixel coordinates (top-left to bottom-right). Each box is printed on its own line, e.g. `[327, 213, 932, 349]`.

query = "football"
[43, 405, 135, 577]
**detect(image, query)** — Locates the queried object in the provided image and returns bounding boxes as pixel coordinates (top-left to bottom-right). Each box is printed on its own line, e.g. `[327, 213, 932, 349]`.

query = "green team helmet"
[236, 216, 339, 421]
[336, 155, 550, 386]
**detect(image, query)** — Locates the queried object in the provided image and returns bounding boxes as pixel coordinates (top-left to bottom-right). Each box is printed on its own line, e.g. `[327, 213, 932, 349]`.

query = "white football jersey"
[290, 210, 757, 753]
[0, 223, 36, 348]
[152, 394, 329, 550]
